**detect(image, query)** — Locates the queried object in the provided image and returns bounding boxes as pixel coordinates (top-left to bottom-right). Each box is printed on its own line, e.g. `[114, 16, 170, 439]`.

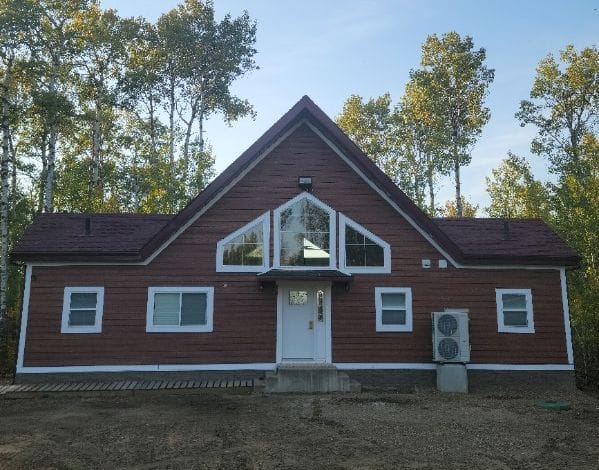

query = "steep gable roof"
[12, 96, 580, 267]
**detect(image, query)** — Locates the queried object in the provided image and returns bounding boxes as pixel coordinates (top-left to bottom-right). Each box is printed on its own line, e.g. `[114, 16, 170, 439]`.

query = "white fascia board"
[334, 363, 574, 371]
[17, 363, 278, 374]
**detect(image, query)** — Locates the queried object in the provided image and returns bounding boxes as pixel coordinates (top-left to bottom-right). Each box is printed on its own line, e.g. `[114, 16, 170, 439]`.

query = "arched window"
[339, 214, 390, 273]
[216, 212, 270, 272]
[273, 193, 336, 268]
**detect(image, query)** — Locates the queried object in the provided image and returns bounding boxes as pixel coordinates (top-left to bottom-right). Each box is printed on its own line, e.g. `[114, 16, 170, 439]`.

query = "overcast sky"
[102, 0, 598, 212]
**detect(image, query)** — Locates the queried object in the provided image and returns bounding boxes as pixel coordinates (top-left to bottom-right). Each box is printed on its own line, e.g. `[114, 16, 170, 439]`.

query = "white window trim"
[375, 287, 413, 332]
[339, 213, 391, 274]
[273, 192, 337, 270]
[146, 286, 214, 333]
[496, 288, 535, 333]
[216, 212, 270, 272]
[61, 286, 104, 334]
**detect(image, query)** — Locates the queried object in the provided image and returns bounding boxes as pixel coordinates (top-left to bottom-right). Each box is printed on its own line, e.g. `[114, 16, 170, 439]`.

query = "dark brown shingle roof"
[434, 218, 579, 266]
[12, 213, 173, 262]
[11, 96, 579, 267]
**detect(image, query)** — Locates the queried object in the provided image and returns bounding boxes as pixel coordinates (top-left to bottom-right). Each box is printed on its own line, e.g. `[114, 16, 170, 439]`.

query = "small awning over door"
[257, 269, 352, 290]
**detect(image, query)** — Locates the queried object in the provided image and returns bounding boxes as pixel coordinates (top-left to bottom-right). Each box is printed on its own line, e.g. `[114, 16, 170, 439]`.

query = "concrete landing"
[265, 363, 360, 393]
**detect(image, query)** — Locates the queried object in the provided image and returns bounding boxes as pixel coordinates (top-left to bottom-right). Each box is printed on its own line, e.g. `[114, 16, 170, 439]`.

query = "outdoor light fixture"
[298, 176, 313, 191]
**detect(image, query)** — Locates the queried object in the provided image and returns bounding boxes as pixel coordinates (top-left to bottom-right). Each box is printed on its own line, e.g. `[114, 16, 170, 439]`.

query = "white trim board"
[560, 267, 575, 365]
[17, 363, 277, 374]
[16, 361, 573, 374]
[215, 211, 270, 272]
[272, 191, 337, 270]
[339, 213, 391, 273]
[16, 264, 32, 370]
[334, 363, 574, 371]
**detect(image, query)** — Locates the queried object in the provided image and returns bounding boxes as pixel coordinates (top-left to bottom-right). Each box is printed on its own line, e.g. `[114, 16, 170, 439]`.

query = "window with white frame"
[146, 287, 214, 333]
[340, 214, 390, 273]
[375, 287, 413, 332]
[61, 287, 104, 333]
[496, 288, 534, 333]
[216, 212, 269, 272]
[274, 192, 336, 268]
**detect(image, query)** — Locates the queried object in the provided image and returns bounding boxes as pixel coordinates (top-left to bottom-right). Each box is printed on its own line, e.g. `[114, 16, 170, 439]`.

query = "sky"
[101, 0, 598, 213]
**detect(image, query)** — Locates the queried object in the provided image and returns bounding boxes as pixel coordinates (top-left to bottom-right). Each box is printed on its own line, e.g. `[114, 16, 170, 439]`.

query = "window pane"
[382, 293, 405, 308]
[223, 243, 244, 265]
[502, 294, 526, 310]
[69, 309, 96, 326]
[281, 232, 330, 266]
[280, 198, 331, 266]
[345, 245, 364, 267]
[222, 221, 263, 266]
[242, 243, 263, 265]
[365, 244, 384, 266]
[153, 293, 180, 325]
[345, 226, 363, 245]
[382, 309, 406, 325]
[70, 292, 97, 309]
[289, 291, 308, 305]
[181, 293, 207, 325]
[243, 224, 263, 243]
[503, 310, 528, 327]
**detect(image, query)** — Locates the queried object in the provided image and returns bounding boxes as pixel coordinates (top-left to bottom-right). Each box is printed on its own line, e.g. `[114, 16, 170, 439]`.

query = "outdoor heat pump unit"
[432, 311, 470, 363]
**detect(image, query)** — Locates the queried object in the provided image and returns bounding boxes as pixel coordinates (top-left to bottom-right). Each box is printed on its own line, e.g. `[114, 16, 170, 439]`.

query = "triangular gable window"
[216, 212, 270, 272]
[274, 193, 336, 269]
[339, 214, 390, 273]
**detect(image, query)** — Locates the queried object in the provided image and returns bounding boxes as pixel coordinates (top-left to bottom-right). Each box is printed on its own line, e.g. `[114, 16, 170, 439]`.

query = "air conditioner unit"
[432, 311, 470, 363]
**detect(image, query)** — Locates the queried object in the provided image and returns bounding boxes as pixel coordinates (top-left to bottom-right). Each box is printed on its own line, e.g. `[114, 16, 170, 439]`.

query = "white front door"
[279, 284, 331, 362]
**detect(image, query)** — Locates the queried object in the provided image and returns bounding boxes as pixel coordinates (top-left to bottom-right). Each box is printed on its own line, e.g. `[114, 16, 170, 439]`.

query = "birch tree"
[414, 32, 494, 217]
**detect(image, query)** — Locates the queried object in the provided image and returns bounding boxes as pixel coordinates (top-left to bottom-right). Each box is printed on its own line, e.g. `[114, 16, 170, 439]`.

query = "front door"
[279, 284, 330, 362]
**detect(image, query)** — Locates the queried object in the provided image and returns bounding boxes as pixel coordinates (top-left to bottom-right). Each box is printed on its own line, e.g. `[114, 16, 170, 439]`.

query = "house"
[12, 96, 579, 391]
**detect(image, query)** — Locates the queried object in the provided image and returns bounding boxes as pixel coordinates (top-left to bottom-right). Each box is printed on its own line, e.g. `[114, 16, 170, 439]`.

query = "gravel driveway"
[0, 388, 597, 469]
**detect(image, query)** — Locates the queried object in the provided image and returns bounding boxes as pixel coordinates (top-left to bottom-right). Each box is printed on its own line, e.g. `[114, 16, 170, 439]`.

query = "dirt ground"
[0, 388, 598, 469]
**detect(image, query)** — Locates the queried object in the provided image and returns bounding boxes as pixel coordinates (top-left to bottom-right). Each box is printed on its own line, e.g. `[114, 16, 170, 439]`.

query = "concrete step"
[265, 363, 360, 393]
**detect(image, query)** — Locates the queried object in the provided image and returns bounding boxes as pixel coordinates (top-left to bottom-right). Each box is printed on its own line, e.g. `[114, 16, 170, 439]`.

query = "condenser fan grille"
[437, 314, 458, 336]
[438, 338, 459, 360]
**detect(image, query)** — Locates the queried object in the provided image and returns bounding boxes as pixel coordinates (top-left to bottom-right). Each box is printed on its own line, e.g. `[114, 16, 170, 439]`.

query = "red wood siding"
[22, 124, 569, 367]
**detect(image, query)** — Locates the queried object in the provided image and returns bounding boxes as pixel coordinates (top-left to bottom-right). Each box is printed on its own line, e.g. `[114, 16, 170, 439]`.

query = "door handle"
[308, 320, 314, 330]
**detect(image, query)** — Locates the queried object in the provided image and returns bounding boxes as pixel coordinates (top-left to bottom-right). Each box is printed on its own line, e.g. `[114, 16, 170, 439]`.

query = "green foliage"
[441, 197, 478, 218]
[516, 45, 598, 180]
[0, 0, 256, 375]
[413, 32, 494, 216]
[489, 45, 599, 388]
[485, 152, 551, 218]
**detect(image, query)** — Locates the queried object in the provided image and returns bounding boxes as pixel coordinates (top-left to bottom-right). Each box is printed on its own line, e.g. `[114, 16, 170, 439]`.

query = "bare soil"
[0, 388, 598, 469]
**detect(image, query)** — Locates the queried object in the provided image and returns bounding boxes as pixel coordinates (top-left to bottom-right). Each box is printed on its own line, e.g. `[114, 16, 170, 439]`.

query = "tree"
[508, 45, 599, 386]
[413, 32, 494, 216]
[71, 4, 135, 205]
[485, 152, 550, 218]
[156, 0, 257, 191]
[441, 196, 478, 218]
[0, 0, 36, 324]
[398, 74, 451, 215]
[516, 45, 598, 182]
[30, 0, 88, 212]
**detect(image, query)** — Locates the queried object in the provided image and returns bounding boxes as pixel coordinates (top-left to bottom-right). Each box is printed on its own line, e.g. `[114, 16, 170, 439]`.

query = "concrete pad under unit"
[436, 363, 468, 393]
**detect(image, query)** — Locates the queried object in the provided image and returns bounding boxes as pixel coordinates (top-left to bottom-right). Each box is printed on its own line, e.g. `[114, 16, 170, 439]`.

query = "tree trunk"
[182, 99, 199, 182]
[168, 69, 175, 166]
[91, 95, 102, 189]
[426, 156, 435, 216]
[44, 59, 59, 213]
[148, 94, 157, 163]
[454, 157, 462, 217]
[0, 59, 12, 320]
[38, 131, 48, 213]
